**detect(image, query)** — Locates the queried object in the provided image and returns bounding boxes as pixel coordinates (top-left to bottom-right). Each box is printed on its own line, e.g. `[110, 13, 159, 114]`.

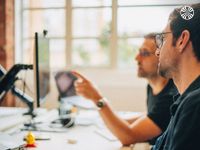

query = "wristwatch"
[96, 97, 107, 109]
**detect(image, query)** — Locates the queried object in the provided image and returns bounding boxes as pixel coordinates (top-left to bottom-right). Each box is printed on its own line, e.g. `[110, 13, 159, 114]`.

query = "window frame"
[15, 0, 191, 69]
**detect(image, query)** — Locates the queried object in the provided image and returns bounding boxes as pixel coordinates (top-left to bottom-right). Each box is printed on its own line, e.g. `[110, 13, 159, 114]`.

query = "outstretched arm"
[71, 71, 162, 146]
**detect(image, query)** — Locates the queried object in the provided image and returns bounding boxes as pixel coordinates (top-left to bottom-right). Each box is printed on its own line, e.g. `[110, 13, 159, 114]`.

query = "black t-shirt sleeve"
[147, 94, 174, 131]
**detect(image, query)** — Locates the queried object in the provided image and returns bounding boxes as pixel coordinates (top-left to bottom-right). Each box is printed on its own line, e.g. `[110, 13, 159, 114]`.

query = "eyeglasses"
[155, 32, 172, 49]
[138, 50, 155, 57]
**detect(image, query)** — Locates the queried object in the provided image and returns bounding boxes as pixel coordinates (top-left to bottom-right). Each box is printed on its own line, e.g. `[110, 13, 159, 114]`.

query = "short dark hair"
[144, 33, 157, 48]
[144, 33, 156, 40]
[169, 3, 200, 60]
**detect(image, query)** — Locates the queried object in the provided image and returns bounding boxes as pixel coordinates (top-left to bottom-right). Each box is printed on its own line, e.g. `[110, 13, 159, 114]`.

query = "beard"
[137, 67, 158, 79]
[137, 62, 150, 78]
[137, 67, 147, 78]
[158, 62, 173, 78]
[158, 68, 168, 78]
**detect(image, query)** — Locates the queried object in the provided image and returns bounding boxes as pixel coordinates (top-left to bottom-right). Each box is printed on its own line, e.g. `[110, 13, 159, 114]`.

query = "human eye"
[142, 51, 150, 56]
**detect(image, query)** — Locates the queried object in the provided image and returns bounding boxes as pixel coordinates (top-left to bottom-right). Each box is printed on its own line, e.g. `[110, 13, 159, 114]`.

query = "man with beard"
[71, 33, 177, 146]
[153, 3, 200, 150]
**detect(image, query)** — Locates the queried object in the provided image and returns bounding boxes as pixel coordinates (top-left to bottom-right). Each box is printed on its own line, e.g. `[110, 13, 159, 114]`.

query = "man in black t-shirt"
[71, 33, 177, 146]
[146, 79, 176, 145]
[152, 3, 200, 150]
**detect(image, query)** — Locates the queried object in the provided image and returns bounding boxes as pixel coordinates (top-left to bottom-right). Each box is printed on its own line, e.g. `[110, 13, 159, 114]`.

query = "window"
[15, 0, 195, 69]
[72, 5, 112, 66]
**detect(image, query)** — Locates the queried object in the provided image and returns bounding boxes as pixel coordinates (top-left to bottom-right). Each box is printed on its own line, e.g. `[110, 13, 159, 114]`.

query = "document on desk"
[0, 107, 27, 117]
[94, 128, 118, 142]
[0, 132, 25, 150]
[0, 114, 31, 132]
[75, 110, 99, 126]
[93, 111, 142, 142]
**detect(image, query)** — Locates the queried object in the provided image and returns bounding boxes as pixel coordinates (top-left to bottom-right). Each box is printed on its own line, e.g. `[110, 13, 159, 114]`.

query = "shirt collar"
[170, 93, 181, 116]
[181, 75, 200, 98]
[170, 75, 200, 116]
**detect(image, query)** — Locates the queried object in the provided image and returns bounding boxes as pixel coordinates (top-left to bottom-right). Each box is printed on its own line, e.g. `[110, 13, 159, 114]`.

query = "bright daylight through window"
[15, 0, 188, 70]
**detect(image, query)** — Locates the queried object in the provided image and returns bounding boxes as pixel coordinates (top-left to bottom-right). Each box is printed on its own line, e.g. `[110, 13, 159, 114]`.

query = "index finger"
[71, 71, 88, 82]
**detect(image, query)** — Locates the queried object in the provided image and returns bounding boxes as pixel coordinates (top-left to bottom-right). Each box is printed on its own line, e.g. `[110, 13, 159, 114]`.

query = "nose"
[135, 53, 140, 61]
[155, 48, 160, 57]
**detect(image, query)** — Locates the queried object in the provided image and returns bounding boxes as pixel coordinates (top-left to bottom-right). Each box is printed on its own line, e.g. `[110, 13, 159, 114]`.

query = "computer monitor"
[33, 31, 50, 108]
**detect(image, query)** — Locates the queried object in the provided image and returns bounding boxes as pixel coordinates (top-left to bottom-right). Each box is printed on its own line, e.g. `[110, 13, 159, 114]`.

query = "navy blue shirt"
[147, 79, 177, 144]
[153, 76, 200, 150]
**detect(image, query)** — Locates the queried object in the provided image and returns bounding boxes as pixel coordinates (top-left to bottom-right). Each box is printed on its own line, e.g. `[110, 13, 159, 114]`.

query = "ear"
[176, 30, 190, 53]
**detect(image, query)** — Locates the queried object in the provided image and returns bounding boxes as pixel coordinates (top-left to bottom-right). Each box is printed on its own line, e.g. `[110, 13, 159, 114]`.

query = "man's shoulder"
[181, 87, 200, 110]
[156, 79, 178, 98]
[150, 80, 177, 97]
[187, 87, 200, 100]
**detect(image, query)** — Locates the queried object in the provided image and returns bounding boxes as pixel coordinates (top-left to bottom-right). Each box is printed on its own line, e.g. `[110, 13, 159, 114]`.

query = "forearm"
[71, 71, 161, 145]
[98, 101, 138, 146]
[98, 101, 161, 146]
[125, 113, 145, 124]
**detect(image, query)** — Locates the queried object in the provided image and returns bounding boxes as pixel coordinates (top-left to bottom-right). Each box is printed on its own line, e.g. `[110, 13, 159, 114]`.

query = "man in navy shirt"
[71, 33, 177, 146]
[153, 3, 200, 150]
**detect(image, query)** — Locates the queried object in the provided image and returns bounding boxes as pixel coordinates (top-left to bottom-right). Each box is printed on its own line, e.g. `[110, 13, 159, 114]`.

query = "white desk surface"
[1, 108, 149, 150]
[18, 125, 121, 150]
[16, 126, 149, 150]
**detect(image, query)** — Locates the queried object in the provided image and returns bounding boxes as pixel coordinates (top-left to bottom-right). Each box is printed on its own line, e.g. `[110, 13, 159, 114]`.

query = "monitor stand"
[11, 86, 36, 118]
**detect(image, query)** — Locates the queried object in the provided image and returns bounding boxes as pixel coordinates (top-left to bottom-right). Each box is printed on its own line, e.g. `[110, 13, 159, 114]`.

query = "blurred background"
[1, 0, 198, 111]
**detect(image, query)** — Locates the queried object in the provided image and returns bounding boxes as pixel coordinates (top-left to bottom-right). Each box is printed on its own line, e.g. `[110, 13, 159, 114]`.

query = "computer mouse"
[60, 117, 75, 128]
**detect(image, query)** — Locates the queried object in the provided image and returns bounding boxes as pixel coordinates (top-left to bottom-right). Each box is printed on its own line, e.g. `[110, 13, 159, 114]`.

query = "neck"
[148, 76, 169, 95]
[172, 61, 200, 94]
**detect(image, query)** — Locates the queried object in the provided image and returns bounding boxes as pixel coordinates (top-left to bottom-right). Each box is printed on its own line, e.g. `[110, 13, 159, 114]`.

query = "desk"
[1, 109, 150, 150]
[15, 126, 149, 150]
[17, 126, 121, 150]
